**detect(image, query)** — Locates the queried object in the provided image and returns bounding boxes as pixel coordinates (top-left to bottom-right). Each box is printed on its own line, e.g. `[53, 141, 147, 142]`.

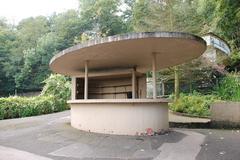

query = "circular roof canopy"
[50, 32, 206, 76]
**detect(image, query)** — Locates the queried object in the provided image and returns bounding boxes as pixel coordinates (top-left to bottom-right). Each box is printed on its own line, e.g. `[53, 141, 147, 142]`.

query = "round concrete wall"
[69, 100, 169, 135]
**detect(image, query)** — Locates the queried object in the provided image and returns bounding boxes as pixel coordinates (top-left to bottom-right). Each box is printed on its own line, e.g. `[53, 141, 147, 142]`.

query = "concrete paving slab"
[0, 111, 239, 160]
[0, 145, 53, 160]
[154, 130, 205, 160]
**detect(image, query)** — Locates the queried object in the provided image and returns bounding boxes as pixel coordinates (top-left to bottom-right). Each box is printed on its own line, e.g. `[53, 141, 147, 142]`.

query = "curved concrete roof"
[50, 32, 206, 76]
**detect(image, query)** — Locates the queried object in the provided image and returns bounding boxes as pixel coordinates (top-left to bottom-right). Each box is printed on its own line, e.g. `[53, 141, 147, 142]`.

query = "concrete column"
[152, 53, 157, 99]
[132, 67, 136, 99]
[84, 61, 88, 99]
[71, 77, 76, 100]
[162, 81, 165, 96]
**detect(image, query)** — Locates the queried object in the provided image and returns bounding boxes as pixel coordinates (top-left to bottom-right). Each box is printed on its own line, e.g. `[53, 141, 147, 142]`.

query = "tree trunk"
[174, 66, 180, 101]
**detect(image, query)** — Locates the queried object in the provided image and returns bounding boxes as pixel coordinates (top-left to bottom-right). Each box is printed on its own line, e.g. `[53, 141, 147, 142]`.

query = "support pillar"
[132, 67, 136, 99]
[84, 61, 88, 99]
[162, 81, 165, 96]
[152, 53, 157, 99]
[71, 77, 76, 100]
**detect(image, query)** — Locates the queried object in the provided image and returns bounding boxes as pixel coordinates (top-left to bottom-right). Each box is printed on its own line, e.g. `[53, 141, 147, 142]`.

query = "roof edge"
[49, 32, 206, 67]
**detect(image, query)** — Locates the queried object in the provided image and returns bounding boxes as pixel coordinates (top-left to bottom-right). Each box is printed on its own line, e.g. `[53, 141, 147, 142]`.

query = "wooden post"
[84, 61, 88, 99]
[152, 53, 157, 99]
[132, 67, 136, 99]
[71, 77, 76, 100]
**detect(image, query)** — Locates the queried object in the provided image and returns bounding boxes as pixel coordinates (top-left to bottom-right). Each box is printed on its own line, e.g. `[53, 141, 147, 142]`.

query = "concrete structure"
[147, 33, 231, 97]
[50, 32, 206, 135]
[202, 32, 231, 64]
[70, 99, 169, 135]
[211, 102, 240, 127]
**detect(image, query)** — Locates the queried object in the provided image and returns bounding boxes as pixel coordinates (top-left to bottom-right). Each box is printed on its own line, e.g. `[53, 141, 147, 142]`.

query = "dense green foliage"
[170, 73, 240, 117]
[41, 74, 71, 103]
[215, 73, 240, 101]
[171, 73, 240, 117]
[170, 92, 218, 117]
[225, 50, 240, 72]
[0, 74, 70, 120]
[131, 0, 240, 97]
[0, 95, 68, 120]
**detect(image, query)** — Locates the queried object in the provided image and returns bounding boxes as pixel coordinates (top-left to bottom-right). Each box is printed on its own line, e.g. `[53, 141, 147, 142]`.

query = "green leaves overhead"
[79, 0, 127, 36]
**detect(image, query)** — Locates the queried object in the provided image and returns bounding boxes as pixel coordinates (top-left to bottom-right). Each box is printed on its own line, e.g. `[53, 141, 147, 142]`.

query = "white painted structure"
[50, 32, 206, 135]
[202, 33, 231, 63]
[70, 99, 169, 135]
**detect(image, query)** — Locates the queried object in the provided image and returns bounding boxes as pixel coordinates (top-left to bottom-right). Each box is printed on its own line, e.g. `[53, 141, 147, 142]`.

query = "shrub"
[41, 74, 71, 109]
[215, 73, 240, 101]
[0, 95, 68, 120]
[0, 74, 71, 120]
[41, 74, 71, 100]
[170, 92, 218, 117]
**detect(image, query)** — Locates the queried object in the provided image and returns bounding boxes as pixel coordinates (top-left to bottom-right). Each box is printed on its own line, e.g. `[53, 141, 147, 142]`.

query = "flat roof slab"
[50, 32, 206, 76]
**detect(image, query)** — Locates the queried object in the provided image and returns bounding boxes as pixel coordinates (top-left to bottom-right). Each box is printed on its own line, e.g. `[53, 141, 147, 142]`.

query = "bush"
[215, 73, 240, 101]
[41, 74, 71, 110]
[0, 95, 68, 120]
[170, 92, 218, 117]
[0, 74, 71, 120]
[41, 74, 71, 100]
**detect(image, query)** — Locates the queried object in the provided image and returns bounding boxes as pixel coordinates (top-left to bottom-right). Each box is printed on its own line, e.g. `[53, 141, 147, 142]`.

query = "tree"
[0, 19, 16, 95]
[131, 0, 222, 98]
[132, 0, 183, 99]
[216, 0, 240, 49]
[50, 10, 82, 50]
[16, 16, 50, 50]
[79, 0, 127, 36]
[15, 32, 60, 91]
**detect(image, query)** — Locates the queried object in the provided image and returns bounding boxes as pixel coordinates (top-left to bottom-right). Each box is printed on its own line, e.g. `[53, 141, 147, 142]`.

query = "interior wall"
[75, 75, 146, 99]
[76, 78, 84, 99]
[89, 77, 132, 99]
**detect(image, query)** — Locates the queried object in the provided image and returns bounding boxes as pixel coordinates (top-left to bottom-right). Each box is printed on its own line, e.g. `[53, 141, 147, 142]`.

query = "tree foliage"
[215, 73, 240, 101]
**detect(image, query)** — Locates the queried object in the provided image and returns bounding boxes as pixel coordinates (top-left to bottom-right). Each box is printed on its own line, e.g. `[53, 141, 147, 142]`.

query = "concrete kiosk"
[50, 32, 206, 135]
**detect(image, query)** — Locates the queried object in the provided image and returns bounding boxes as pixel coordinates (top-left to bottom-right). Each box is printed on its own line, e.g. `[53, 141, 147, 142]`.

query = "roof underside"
[50, 32, 206, 76]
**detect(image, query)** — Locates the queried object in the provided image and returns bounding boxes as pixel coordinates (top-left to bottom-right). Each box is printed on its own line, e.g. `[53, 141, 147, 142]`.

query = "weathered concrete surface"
[196, 129, 240, 160]
[0, 111, 240, 160]
[154, 130, 205, 160]
[0, 145, 53, 160]
[70, 101, 169, 135]
[211, 102, 240, 127]
[169, 111, 210, 123]
[50, 32, 206, 76]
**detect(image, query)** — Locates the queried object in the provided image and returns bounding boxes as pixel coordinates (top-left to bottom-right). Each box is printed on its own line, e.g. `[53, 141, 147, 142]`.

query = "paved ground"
[169, 111, 210, 123]
[0, 111, 239, 160]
